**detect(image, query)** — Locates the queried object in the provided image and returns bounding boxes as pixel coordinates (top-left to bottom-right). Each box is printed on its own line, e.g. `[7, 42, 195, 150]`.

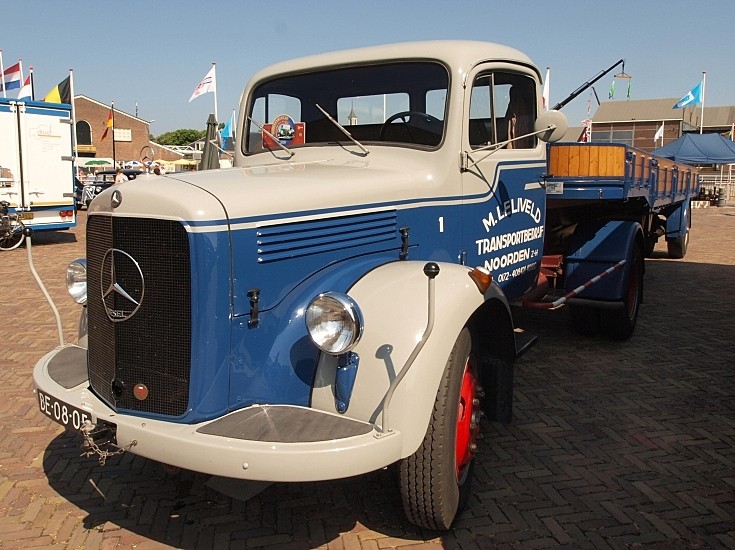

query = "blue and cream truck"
[33, 41, 697, 530]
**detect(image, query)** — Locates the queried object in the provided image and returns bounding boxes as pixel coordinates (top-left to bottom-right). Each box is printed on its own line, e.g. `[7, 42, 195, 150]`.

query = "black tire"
[568, 305, 601, 336]
[666, 228, 689, 259]
[399, 328, 480, 530]
[602, 244, 643, 340]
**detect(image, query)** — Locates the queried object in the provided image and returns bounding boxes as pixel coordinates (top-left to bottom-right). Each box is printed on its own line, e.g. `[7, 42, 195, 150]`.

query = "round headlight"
[306, 292, 363, 355]
[95, 185, 103, 192]
[66, 258, 87, 304]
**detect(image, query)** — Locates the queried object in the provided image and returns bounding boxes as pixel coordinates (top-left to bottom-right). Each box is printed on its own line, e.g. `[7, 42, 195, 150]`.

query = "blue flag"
[220, 111, 235, 149]
[673, 82, 702, 109]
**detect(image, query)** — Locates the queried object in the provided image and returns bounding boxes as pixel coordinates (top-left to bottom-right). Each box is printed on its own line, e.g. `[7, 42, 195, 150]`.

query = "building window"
[76, 120, 92, 145]
[591, 127, 634, 146]
[612, 130, 633, 145]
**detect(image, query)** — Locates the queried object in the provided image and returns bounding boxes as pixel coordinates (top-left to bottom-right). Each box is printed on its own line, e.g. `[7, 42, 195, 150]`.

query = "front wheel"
[399, 327, 480, 530]
[0, 218, 25, 251]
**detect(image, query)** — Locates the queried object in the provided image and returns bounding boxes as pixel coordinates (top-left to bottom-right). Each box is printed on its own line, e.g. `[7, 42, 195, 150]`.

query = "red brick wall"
[74, 97, 182, 163]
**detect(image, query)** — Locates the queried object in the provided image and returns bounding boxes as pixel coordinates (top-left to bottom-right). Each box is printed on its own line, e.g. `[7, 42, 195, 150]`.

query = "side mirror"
[534, 110, 568, 143]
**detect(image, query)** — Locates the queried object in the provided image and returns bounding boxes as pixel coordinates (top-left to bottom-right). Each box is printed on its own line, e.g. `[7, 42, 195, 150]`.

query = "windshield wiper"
[315, 104, 370, 155]
[247, 116, 295, 158]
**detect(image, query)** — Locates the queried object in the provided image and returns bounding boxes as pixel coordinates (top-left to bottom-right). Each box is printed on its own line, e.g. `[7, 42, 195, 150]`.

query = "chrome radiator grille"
[86, 215, 191, 416]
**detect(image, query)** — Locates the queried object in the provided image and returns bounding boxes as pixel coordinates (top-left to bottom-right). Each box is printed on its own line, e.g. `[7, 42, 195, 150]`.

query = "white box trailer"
[0, 97, 76, 231]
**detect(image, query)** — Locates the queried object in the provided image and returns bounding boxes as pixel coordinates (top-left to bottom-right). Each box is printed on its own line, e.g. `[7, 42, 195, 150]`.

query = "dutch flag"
[2, 62, 22, 91]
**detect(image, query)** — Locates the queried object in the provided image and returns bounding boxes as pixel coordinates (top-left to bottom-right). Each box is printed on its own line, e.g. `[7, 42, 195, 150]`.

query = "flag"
[1, 62, 22, 92]
[17, 74, 32, 101]
[189, 65, 216, 102]
[44, 76, 71, 104]
[608, 78, 615, 99]
[673, 82, 702, 109]
[100, 108, 113, 142]
[626, 79, 631, 99]
[654, 122, 664, 143]
[221, 110, 235, 148]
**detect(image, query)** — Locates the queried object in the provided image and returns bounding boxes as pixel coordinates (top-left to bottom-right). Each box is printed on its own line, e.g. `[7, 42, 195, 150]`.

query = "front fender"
[310, 260, 508, 458]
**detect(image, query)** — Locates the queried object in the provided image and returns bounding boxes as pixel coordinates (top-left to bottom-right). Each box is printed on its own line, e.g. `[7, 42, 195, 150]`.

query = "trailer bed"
[546, 142, 699, 208]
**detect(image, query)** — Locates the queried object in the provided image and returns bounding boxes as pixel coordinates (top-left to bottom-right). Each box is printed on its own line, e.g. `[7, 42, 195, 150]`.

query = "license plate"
[18, 212, 34, 220]
[37, 389, 91, 431]
[545, 181, 564, 195]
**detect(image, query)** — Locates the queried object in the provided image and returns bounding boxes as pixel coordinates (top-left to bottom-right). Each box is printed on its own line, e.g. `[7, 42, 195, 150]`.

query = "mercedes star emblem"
[101, 248, 145, 322]
[111, 189, 123, 208]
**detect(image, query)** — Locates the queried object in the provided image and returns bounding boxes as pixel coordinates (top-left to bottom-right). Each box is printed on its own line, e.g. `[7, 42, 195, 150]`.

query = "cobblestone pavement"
[1, 208, 733, 549]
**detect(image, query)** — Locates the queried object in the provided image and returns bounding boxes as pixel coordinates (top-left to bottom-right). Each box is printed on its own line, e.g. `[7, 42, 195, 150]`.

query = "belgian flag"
[43, 76, 71, 104]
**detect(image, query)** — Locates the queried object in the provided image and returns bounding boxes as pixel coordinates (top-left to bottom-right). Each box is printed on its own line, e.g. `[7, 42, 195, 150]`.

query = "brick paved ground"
[1, 208, 733, 549]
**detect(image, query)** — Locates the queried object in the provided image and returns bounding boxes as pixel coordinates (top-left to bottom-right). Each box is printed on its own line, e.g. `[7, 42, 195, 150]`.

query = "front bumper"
[33, 345, 402, 481]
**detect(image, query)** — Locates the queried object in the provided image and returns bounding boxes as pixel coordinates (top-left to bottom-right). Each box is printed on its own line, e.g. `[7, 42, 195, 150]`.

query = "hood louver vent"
[257, 210, 397, 263]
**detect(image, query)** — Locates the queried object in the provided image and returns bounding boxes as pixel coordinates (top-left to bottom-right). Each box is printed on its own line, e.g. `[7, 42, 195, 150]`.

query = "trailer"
[32, 40, 698, 531]
[0, 98, 77, 232]
[546, 142, 697, 257]
[530, 142, 698, 337]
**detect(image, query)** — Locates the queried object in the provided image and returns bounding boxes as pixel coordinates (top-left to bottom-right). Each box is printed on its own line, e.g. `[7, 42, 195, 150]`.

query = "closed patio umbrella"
[199, 113, 220, 170]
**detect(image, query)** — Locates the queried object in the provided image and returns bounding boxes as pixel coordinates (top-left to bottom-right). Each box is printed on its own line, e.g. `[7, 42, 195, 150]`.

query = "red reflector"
[133, 384, 149, 401]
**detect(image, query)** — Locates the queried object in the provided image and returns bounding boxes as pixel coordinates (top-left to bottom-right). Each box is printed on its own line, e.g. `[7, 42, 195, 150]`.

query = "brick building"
[73, 95, 184, 167]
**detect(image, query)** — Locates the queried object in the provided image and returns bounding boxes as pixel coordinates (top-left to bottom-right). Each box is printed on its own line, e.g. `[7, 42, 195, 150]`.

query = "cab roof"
[248, 40, 539, 84]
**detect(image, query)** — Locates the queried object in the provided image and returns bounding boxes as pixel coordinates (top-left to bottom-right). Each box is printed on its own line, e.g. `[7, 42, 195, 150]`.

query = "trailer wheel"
[399, 327, 479, 530]
[666, 228, 689, 259]
[602, 244, 643, 340]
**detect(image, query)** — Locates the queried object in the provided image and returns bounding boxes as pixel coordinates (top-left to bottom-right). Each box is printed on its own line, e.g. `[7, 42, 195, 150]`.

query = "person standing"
[114, 168, 129, 184]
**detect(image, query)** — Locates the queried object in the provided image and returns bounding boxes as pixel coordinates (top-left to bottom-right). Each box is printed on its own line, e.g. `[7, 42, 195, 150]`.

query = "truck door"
[461, 68, 547, 302]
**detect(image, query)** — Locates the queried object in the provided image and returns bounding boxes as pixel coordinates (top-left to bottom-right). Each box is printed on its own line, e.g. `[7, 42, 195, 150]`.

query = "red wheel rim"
[455, 357, 479, 481]
[626, 259, 639, 318]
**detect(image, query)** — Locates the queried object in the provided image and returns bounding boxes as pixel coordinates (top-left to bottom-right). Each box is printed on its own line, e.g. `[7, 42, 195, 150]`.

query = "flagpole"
[69, 69, 79, 174]
[29, 67, 35, 100]
[0, 49, 5, 98]
[212, 62, 218, 123]
[660, 121, 664, 146]
[699, 71, 706, 134]
[18, 59, 24, 95]
[111, 101, 116, 167]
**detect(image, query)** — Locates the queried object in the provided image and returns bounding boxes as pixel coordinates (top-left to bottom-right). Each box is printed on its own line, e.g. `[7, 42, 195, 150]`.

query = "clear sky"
[4, 0, 733, 135]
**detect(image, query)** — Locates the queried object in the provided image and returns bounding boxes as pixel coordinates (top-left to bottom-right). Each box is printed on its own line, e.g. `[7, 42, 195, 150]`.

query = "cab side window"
[469, 72, 537, 149]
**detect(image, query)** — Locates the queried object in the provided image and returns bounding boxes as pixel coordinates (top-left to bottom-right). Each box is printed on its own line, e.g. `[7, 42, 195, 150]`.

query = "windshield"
[244, 61, 449, 155]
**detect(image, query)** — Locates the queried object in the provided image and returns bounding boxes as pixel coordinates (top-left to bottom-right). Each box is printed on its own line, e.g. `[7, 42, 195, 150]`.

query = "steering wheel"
[379, 111, 441, 143]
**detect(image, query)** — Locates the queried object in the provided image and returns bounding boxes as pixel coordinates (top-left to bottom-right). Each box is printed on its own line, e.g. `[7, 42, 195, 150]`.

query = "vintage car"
[79, 169, 144, 209]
